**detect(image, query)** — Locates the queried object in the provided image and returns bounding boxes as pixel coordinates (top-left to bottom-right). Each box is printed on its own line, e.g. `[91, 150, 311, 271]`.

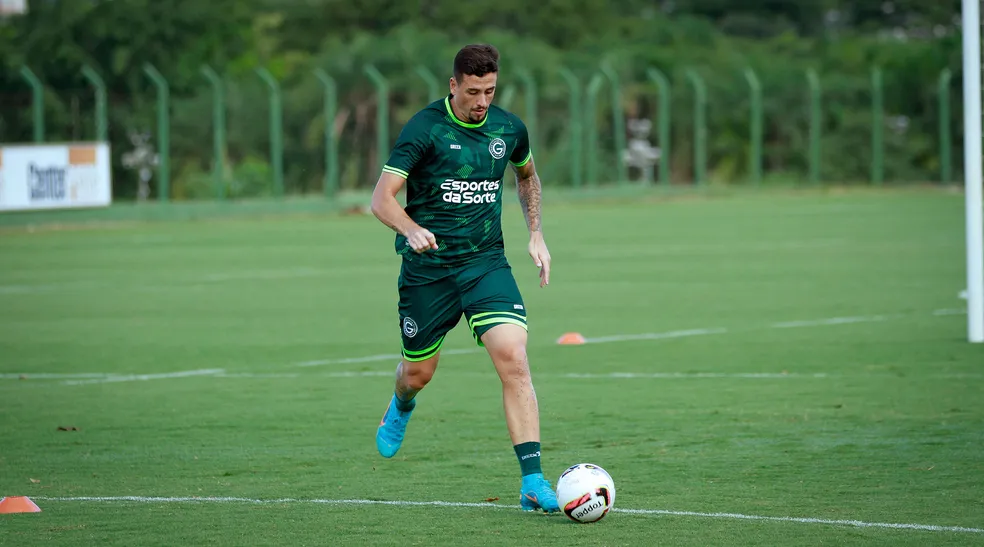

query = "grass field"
[1, 186, 982, 546]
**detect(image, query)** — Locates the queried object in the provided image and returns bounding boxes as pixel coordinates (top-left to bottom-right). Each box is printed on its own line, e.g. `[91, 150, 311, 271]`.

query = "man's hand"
[372, 171, 438, 253]
[405, 225, 439, 253]
[528, 230, 550, 287]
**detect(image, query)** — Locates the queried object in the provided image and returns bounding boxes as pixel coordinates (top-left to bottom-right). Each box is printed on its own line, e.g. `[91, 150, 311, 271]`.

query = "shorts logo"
[402, 317, 418, 338]
[489, 138, 506, 160]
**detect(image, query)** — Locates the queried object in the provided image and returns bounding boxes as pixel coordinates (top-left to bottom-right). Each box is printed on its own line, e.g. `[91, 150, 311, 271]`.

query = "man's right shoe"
[376, 394, 414, 458]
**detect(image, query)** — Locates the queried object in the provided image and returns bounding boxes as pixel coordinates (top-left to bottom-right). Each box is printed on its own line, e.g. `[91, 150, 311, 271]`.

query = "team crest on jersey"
[489, 138, 507, 160]
[402, 317, 418, 338]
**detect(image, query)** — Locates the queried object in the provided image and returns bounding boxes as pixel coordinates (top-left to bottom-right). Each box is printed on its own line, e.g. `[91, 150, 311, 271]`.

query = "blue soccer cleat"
[520, 473, 560, 513]
[376, 394, 414, 458]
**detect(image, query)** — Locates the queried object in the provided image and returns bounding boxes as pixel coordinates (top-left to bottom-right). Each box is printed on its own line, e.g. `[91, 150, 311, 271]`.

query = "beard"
[469, 107, 487, 122]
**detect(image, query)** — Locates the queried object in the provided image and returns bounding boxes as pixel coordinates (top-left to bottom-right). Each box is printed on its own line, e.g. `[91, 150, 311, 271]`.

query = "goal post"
[963, 0, 984, 343]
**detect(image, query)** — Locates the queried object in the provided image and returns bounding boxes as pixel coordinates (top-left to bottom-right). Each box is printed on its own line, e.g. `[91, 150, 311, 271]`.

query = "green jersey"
[383, 95, 532, 266]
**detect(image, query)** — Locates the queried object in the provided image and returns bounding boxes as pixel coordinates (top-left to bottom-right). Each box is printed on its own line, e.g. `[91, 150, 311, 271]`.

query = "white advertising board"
[0, 143, 112, 212]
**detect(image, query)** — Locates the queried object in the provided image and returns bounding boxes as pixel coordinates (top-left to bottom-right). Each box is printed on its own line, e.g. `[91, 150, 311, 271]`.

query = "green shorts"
[397, 254, 527, 362]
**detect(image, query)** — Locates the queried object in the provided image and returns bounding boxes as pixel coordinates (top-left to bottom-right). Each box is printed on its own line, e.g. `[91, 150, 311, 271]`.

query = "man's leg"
[480, 323, 558, 513]
[480, 324, 539, 446]
[376, 353, 440, 458]
[394, 355, 439, 408]
[376, 266, 461, 458]
[462, 260, 559, 513]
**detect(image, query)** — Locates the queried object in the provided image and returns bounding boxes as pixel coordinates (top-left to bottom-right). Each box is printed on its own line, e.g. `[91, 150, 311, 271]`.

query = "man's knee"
[494, 343, 528, 369]
[483, 325, 531, 384]
[496, 349, 531, 388]
[400, 356, 439, 390]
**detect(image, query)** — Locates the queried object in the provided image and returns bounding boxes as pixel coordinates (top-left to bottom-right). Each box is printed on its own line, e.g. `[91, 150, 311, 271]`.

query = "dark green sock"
[514, 441, 542, 476]
[394, 391, 416, 412]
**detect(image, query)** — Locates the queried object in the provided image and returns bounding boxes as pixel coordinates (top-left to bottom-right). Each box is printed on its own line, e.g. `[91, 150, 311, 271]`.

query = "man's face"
[450, 72, 497, 123]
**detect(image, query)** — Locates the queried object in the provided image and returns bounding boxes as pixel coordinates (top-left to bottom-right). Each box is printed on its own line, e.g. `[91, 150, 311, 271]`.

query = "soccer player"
[370, 44, 559, 513]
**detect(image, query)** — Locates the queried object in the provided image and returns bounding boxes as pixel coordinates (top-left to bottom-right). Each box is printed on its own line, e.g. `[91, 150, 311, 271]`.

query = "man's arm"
[512, 158, 550, 287]
[370, 172, 437, 253]
[513, 159, 542, 234]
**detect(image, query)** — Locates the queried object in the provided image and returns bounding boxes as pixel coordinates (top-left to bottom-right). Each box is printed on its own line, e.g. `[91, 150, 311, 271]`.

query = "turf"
[1, 186, 982, 546]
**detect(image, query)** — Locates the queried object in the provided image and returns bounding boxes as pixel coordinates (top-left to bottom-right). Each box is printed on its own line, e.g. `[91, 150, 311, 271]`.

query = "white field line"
[0, 372, 111, 379]
[0, 269, 332, 295]
[214, 372, 301, 379]
[582, 328, 727, 344]
[156, 370, 984, 380]
[223, 371, 832, 380]
[0, 369, 835, 384]
[294, 310, 959, 368]
[3, 309, 969, 384]
[295, 353, 401, 367]
[296, 348, 480, 367]
[0, 240, 847, 295]
[770, 315, 893, 329]
[10, 368, 976, 385]
[561, 372, 829, 379]
[215, 372, 393, 379]
[934, 308, 968, 316]
[196, 268, 324, 283]
[60, 369, 225, 386]
[32, 496, 984, 534]
[0, 281, 99, 294]
[0, 268, 383, 297]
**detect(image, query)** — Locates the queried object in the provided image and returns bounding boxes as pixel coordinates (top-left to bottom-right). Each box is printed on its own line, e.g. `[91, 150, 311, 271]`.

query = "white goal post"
[963, 0, 984, 343]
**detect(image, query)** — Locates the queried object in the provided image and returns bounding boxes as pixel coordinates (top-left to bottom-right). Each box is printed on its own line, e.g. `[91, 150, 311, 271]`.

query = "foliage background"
[0, 0, 969, 199]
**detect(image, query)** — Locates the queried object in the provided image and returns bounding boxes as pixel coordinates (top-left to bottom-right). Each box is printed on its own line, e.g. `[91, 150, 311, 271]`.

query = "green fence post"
[315, 69, 339, 197]
[601, 62, 628, 184]
[256, 67, 285, 197]
[416, 65, 440, 102]
[499, 85, 517, 110]
[142, 64, 170, 202]
[685, 69, 707, 185]
[201, 66, 226, 199]
[19, 66, 44, 142]
[939, 68, 953, 184]
[585, 73, 605, 186]
[744, 68, 763, 186]
[364, 64, 390, 174]
[81, 64, 107, 142]
[646, 68, 672, 186]
[558, 67, 583, 188]
[517, 68, 538, 148]
[806, 69, 822, 185]
[871, 67, 884, 185]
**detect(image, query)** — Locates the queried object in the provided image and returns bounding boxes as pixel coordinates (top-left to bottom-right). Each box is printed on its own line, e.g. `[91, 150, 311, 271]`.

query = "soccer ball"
[555, 463, 615, 523]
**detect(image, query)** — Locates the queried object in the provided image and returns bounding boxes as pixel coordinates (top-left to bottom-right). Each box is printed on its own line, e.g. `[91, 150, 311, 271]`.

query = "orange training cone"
[0, 496, 42, 513]
[556, 332, 586, 345]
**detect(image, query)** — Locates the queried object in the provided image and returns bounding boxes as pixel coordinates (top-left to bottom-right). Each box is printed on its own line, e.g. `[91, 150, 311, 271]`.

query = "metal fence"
[3, 61, 962, 201]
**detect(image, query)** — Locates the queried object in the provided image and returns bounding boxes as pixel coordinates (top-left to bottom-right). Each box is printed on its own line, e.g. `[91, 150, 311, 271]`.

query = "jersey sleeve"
[509, 116, 533, 167]
[383, 114, 432, 179]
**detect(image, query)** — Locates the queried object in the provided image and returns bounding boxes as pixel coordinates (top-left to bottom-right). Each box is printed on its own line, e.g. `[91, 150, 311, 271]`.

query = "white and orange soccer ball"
[555, 463, 616, 523]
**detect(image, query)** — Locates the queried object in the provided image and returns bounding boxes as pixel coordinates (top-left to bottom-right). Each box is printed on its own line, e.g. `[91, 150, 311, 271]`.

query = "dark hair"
[453, 44, 499, 81]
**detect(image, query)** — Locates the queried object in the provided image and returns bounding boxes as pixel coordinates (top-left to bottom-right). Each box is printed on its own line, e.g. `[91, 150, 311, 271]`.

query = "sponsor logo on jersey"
[489, 138, 506, 159]
[441, 178, 501, 204]
[450, 144, 461, 149]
